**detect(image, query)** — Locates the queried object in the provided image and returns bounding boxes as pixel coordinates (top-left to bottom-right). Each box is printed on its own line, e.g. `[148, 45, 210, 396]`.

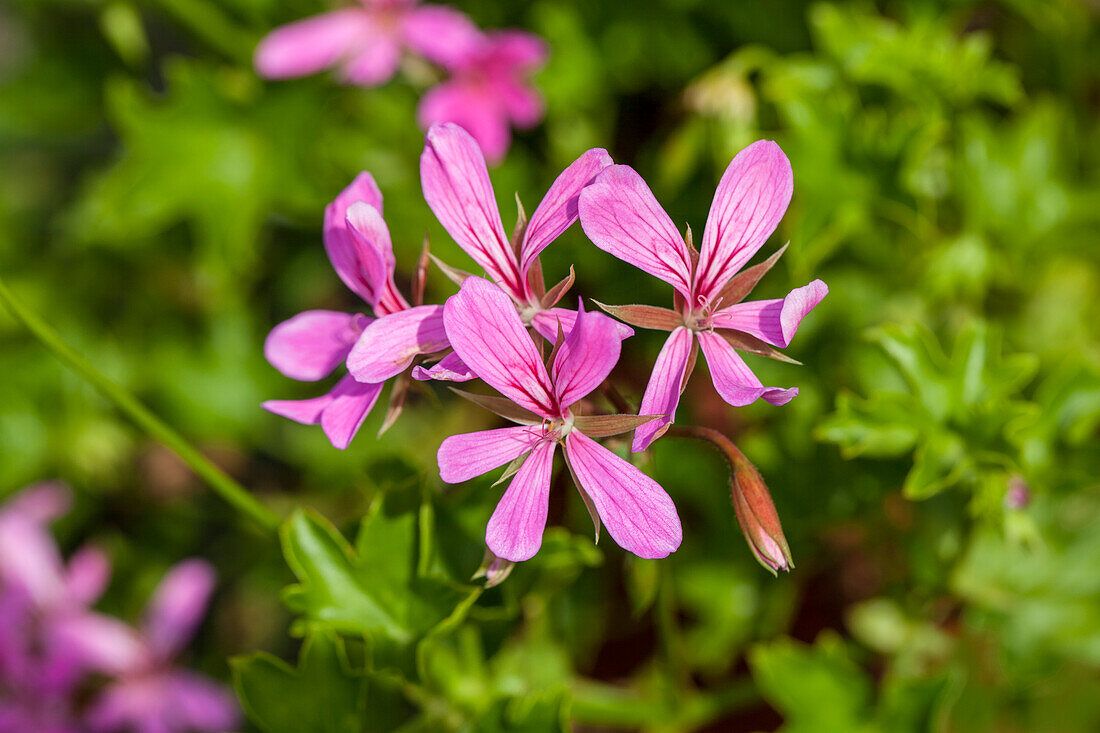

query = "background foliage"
[2, 0, 1099, 730]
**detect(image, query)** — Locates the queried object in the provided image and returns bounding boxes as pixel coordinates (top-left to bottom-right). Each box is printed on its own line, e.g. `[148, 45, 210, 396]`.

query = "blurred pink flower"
[437, 276, 681, 562]
[254, 0, 480, 86]
[264, 173, 448, 448]
[83, 560, 239, 733]
[408, 122, 628, 383]
[417, 32, 547, 162]
[579, 140, 828, 451]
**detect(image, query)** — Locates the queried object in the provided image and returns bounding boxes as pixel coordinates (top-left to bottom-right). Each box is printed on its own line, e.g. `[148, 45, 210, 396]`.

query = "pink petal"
[319, 375, 386, 450]
[520, 148, 613, 278]
[339, 32, 400, 86]
[402, 6, 482, 69]
[419, 88, 513, 166]
[552, 302, 622, 408]
[345, 202, 408, 314]
[324, 172, 387, 303]
[65, 546, 111, 606]
[579, 165, 694, 299]
[143, 559, 215, 659]
[263, 310, 364, 381]
[50, 612, 147, 675]
[420, 122, 519, 290]
[345, 305, 448, 383]
[486, 440, 556, 561]
[564, 431, 681, 559]
[411, 351, 476, 382]
[254, 9, 368, 79]
[438, 425, 545, 483]
[531, 307, 634, 343]
[496, 77, 544, 128]
[710, 279, 828, 347]
[632, 328, 694, 453]
[0, 513, 66, 606]
[165, 671, 241, 730]
[443, 277, 556, 417]
[694, 140, 794, 301]
[263, 375, 384, 449]
[696, 330, 798, 407]
[482, 30, 549, 71]
[1, 481, 71, 524]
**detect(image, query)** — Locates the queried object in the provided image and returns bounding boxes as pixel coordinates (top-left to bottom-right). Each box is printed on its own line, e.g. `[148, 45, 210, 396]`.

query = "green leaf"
[232, 631, 366, 733]
[280, 498, 473, 646]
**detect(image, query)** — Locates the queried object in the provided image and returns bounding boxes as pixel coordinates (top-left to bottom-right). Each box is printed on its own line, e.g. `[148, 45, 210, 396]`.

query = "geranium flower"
[579, 140, 828, 451]
[404, 122, 628, 383]
[264, 173, 448, 448]
[436, 276, 682, 562]
[82, 560, 239, 733]
[417, 32, 547, 162]
[254, 0, 480, 86]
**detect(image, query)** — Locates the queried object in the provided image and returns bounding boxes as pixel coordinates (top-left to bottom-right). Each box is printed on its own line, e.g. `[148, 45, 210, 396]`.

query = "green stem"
[0, 275, 281, 533]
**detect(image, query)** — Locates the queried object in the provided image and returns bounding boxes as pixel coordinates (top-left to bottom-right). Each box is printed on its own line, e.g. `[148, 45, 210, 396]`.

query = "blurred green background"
[2, 0, 1099, 730]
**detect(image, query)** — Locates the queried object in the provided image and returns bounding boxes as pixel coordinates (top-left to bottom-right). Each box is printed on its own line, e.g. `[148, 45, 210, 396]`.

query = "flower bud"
[472, 549, 515, 588]
[730, 456, 793, 575]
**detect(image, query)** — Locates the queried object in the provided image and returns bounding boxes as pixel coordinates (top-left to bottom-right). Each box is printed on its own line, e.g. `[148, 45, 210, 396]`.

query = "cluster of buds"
[264, 122, 825, 574]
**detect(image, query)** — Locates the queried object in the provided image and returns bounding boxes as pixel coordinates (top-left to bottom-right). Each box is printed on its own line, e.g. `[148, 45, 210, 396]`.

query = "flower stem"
[667, 424, 751, 473]
[0, 275, 281, 533]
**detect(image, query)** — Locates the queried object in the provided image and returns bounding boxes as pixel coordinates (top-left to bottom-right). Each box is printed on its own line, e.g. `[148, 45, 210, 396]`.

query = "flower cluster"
[254, 0, 545, 161]
[0, 483, 238, 733]
[264, 122, 827, 569]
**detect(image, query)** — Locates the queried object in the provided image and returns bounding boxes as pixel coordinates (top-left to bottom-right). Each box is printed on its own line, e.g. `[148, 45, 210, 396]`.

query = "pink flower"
[264, 173, 449, 448]
[409, 122, 629, 382]
[254, 0, 480, 87]
[417, 32, 547, 162]
[437, 276, 682, 562]
[82, 560, 239, 733]
[579, 140, 828, 452]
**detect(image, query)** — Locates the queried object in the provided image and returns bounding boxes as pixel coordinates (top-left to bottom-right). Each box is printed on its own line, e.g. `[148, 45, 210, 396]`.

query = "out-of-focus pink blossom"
[579, 140, 828, 451]
[264, 173, 448, 448]
[84, 560, 239, 733]
[254, 0, 480, 87]
[408, 122, 628, 383]
[417, 32, 548, 162]
[437, 276, 681, 562]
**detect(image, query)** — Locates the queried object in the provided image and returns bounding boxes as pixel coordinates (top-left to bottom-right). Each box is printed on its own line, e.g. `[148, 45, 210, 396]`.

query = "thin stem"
[667, 424, 752, 474]
[0, 275, 281, 533]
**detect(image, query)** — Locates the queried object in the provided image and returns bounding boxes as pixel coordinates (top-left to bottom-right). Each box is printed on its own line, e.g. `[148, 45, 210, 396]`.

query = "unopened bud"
[472, 549, 515, 588]
[730, 456, 793, 575]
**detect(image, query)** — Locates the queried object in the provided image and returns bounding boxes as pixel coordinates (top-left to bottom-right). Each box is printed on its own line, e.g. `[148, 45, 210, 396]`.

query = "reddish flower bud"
[473, 549, 515, 588]
[730, 455, 793, 575]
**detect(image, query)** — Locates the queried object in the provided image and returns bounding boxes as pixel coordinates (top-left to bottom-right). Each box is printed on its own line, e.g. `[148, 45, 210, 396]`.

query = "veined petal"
[254, 9, 367, 79]
[696, 330, 797, 407]
[579, 165, 693, 299]
[710, 279, 828, 347]
[632, 328, 694, 453]
[324, 172, 387, 303]
[411, 351, 477, 382]
[420, 123, 520, 291]
[552, 302, 622, 408]
[346, 305, 449, 383]
[531, 307, 634, 343]
[320, 376, 386, 449]
[520, 148, 613, 278]
[262, 394, 332, 426]
[438, 425, 546, 484]
[142, 559, 215, 659]
[402, 5, 482, 69]
[345, 202, 408, 314]
[486, 440, 555, 562]
[264, 310, 363, 381]
[564, 431, 681, 559]
[443, 277, 556, 417]
[695, 140, 793, 301]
